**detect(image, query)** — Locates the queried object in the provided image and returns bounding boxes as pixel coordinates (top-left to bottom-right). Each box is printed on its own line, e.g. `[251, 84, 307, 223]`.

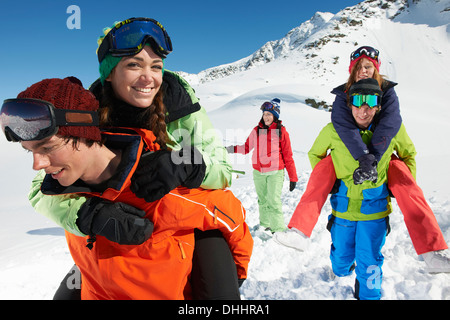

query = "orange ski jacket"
[40, 128, 253, 300]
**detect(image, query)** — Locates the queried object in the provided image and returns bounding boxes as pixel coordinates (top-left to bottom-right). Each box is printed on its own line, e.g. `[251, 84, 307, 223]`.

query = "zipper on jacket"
[178, 240, 186, 259]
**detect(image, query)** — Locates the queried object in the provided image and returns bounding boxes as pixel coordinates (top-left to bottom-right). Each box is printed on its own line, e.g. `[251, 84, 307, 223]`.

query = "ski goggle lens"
[1, 99, 54, 141]
[350, 94, 381, 108]
[260, 102, 280, 114]
[98, 18, 173, 62]
[350, 46, 379, 62]
[1, 98, 98, 142]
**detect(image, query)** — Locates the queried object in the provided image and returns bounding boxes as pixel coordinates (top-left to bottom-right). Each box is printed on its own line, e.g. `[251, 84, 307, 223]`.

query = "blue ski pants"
[328, 215, 389, 300]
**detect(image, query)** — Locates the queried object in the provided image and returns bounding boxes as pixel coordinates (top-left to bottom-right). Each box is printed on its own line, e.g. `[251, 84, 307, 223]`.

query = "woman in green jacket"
[28, 17, 238, 300]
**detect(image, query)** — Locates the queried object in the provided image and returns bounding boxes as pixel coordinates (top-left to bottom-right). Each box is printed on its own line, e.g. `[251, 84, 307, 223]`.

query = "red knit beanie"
[17, 77, 101, 142]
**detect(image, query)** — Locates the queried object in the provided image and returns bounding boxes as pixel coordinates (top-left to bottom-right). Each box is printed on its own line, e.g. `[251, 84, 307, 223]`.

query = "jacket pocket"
[361, 184, 389, 215]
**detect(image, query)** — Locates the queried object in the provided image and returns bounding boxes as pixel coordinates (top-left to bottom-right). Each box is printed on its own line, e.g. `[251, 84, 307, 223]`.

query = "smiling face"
[20, 135, 110, 186]
[106, 46, 164, 108]
[21, 135, 87, 186]
[351, 104, 379, 130]
[262, 111, 274, 126]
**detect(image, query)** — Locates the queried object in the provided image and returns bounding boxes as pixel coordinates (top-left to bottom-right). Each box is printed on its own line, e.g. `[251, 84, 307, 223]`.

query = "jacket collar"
[258, 119, 283, 129]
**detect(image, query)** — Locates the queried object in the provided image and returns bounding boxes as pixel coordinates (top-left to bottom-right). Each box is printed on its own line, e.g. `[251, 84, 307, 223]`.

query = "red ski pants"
[288, 155, 448, 255]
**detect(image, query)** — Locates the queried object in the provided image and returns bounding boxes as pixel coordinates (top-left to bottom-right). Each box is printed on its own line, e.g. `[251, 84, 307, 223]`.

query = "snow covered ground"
[0, 0, 449, 300]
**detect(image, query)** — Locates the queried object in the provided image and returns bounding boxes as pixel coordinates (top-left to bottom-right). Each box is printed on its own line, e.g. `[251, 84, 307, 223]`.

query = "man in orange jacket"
[1, 77, 253, 299]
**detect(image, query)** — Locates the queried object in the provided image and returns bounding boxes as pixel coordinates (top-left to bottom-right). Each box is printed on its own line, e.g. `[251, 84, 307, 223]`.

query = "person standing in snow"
[299, 78, 414, 299]
[27, 17, 244, 299]
[275, 45, 450, 273]
[226, 99, 298, 233]
[1, 77, 253, 300]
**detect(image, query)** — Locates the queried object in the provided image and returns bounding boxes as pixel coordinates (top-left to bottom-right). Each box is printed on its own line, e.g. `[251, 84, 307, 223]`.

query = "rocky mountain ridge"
[178, 0, 449, 85]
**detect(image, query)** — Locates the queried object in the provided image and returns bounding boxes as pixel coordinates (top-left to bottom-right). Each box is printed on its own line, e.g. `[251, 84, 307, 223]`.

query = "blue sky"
[0, 0, 361, 102]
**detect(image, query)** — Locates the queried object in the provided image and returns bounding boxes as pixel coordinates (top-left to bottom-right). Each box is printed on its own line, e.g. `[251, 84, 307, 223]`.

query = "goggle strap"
[97, 34, 112, 63]
[53, 109, 99, 127]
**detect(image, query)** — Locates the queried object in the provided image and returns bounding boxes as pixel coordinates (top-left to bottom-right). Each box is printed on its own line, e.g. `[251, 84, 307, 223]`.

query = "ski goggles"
[260, 102, 280, 114]
[350, 46, 379, 62]
[350, 94, 381, 108]
[1, 98, 99, 142]
[97, 17, 173, 63]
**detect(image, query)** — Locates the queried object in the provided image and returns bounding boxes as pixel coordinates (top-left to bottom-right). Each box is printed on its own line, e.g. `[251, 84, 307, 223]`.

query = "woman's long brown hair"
[344, 58, 386, 108]
[345, 58, 385, 92]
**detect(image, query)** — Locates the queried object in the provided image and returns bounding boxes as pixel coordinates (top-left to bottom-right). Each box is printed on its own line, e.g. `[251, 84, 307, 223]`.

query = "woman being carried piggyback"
[276, 46, 449, 273]
[286, 78, 414, 299]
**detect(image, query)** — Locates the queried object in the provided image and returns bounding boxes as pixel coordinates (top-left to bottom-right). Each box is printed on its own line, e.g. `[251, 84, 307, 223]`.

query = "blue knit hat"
[260, 98, 281, 119]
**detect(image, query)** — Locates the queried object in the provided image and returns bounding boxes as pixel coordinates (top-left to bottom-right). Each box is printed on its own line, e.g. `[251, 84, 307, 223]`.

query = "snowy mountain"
[182, 0, 449, 85]
[194, 0, 450, 198]
[0, 0, 449, 300]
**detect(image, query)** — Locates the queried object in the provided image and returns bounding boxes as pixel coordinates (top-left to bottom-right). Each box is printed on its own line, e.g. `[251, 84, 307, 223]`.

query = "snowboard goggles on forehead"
[260, 102, 280, 113]
[97, 17, 173, 63]
[350, 94, 381, 108]
[350, 46, 379, 62]
[0, 98, 99, 142]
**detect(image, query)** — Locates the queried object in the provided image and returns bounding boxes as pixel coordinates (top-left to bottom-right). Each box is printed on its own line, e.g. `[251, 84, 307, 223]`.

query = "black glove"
[353, 154, 378, 185]
[130, 146, 206, 202]
[289, 181, 297, 192]
[76, 197, 153, 245]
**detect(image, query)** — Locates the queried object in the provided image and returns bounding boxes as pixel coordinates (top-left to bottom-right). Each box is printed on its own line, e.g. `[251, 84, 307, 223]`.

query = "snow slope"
[0, 0, 449, 300]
